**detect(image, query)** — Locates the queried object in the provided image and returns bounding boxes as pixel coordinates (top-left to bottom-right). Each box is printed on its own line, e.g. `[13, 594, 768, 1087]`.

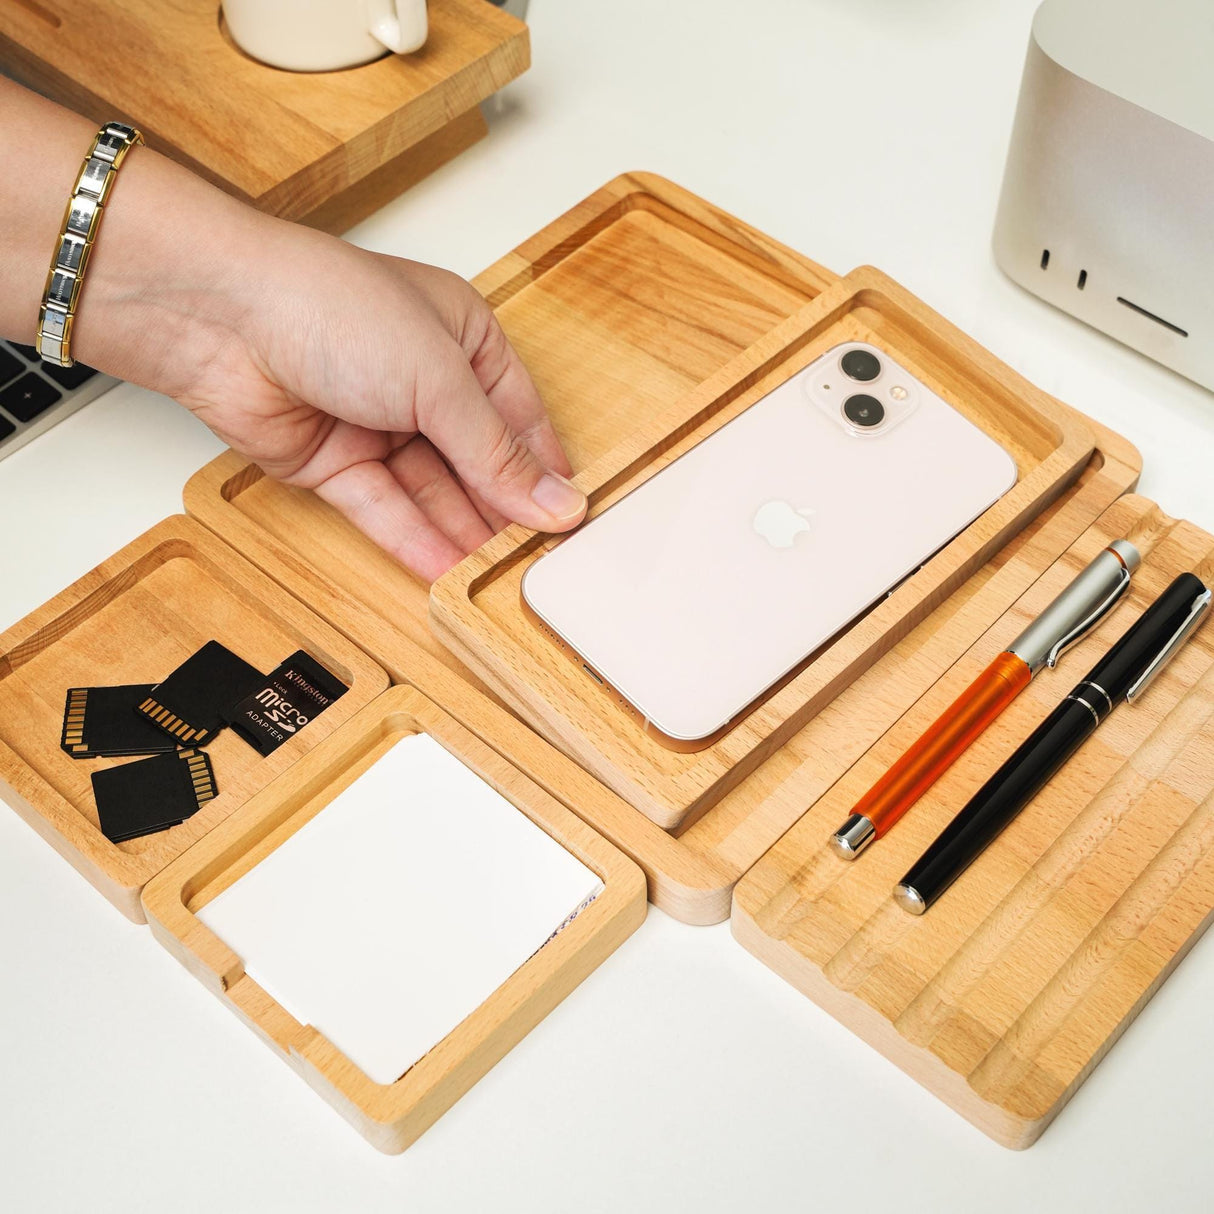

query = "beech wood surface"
[0, 515, 389, 921]
[183, 174, 1141, 922]
[0, 0, 526, 230]
[432, 264, 1098, 830]
[142, 684, 647, 1154]
[733, 493, 1214, 1148]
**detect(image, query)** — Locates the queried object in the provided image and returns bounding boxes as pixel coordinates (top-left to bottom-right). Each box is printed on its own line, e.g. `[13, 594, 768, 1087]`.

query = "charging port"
[582, 664, 603, 684]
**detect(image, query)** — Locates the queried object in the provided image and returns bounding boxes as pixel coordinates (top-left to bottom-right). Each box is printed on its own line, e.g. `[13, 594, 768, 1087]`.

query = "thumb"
[418, 348, 587, 533]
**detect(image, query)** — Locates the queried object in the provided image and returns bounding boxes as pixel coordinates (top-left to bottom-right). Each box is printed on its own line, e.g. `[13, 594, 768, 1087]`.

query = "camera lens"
[843, 394, 885, 428]
[840, 348, 881, 382]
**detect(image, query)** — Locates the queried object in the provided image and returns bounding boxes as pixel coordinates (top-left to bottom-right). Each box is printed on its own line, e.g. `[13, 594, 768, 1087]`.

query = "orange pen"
[829, 539, 1141, 859]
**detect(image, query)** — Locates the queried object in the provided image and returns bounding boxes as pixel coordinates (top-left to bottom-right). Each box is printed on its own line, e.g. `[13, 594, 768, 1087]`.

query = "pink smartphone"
[521, 341, 1018, 749]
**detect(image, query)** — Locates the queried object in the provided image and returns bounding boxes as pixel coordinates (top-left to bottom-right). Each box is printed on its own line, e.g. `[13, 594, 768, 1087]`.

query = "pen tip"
[893, 883, 927, 915]
[829, 815, 876, 860]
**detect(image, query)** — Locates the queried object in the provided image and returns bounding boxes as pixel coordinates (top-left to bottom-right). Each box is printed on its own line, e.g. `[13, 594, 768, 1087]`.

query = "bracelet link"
[36, 121, 143, 368]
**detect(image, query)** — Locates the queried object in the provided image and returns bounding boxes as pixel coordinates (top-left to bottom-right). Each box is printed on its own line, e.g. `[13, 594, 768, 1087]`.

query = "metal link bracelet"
[36, 121, 144, 368]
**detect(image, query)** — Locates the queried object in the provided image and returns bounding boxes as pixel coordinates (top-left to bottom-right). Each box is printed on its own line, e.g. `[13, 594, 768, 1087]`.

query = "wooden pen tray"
[0, 515, 388, 920]
[185, 174, 1138, 922]
[431, 264, 1095, 831]
[143, 684, 646, 1154]
[733, 493, 1214, 1147]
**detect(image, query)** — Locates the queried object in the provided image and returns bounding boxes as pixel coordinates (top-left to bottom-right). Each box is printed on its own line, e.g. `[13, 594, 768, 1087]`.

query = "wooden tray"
[184, 174, 1139, 921]
[6, 172, 1192, 1153]
[431, 264, 1096, 830]
[143, 682, 647, 1154]
[732, 493, 1214, 1147]
[0, 515, 389, 921]
[0, 0, 528, 232]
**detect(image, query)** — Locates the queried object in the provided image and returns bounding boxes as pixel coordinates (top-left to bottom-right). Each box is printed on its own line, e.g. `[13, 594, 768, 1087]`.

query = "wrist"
[69, 144, 274, 395]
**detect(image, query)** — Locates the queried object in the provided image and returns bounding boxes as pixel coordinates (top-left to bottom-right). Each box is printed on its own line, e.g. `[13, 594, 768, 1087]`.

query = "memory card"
[137, 641, 264, 745]
[92, 749, 218, 844]
[228, 650, 349, 755]
[60, 684, 180, 759]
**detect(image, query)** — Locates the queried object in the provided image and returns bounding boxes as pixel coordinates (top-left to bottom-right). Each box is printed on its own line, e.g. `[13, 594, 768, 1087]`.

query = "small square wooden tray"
[732, 493, 1214, 1148]
[143, 682, 647, 1154]
[0, 0, 528, 231]
[0, 515, 389, 920]
[430, 264, 1097, 832]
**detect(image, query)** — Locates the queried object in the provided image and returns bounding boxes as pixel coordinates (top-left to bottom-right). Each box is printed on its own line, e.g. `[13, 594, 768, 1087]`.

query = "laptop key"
[0, 414, 14, 441]
[0, 347, 22, 386]
[7, 343, 39, 362]
[42, 362, 98, 390]
[1, 372, 63, 422]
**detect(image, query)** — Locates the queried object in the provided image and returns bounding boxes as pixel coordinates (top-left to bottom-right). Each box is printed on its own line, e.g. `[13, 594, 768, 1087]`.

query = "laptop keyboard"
[0, 340, 116, 459]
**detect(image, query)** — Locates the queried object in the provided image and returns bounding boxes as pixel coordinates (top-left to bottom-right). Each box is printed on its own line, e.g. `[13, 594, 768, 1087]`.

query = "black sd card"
[60, 684, 180, 759]
[137, 641, 263, 745]
[228, 650, 348, 755]
[92, 749, 218, 844]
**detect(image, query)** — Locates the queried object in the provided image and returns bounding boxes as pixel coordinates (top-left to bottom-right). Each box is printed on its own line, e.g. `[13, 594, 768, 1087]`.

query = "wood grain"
[732, 494, 1214, 1147]
[432, 265, 1097, 830]
[183, 174, 1142, 922]
[142, 684, 647, 1154]
[0, 0, 526, 228]
[0, 515, 389, 921]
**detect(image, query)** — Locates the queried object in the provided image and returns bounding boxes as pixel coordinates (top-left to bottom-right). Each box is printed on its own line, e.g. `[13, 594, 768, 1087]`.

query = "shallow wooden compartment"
[0, 515, 389, 921]
[431, 264, 1097, 832]
[732, 493, 1214, 1147]
[143, 683, 647, 1155]
[184, 174, 1141, 923]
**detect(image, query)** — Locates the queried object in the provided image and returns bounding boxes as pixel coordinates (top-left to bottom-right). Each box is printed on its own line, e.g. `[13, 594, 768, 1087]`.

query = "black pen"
[894, 572, 1212, 915]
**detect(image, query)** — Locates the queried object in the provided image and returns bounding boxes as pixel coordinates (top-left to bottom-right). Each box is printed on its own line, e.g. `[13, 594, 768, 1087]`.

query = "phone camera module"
[843, 393, 885, 428]
[840, 348, 881, 382]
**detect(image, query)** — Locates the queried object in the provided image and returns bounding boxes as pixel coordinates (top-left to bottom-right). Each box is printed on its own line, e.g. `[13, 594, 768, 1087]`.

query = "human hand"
[65, 148, 586, 581]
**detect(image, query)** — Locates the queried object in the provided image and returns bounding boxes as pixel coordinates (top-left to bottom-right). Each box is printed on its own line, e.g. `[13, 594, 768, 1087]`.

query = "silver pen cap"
[1007, 539, 1140, 674]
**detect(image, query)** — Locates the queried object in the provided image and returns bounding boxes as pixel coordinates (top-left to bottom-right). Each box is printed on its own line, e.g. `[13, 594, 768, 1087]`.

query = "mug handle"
[368, 0, 428, 54]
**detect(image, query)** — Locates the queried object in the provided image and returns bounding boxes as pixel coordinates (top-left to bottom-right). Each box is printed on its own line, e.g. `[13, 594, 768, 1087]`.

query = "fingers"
[311, 458, 468, 583]
[416, 344, 588, 534]
[385, 437, 494, 553]
[411, 264, 575, 479]
[466, 309, 574, 478]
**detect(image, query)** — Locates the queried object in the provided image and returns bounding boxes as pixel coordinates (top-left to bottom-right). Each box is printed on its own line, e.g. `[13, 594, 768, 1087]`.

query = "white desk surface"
[3, 2, 1213, 1210]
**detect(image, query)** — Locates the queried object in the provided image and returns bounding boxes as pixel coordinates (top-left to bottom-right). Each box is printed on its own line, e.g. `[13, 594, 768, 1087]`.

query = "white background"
[3, 2, 1213, 1210]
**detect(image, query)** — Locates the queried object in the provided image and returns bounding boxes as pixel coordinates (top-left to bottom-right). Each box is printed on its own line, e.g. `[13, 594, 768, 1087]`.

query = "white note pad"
[199, 733, 602, 1085]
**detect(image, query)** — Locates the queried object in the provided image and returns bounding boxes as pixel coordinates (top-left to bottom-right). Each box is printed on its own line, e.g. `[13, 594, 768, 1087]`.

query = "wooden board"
[143, 683, 647, 1154]
[0, 0, 526, 230]
[732, 493, 1214, 1147]
[183, 174, 1142, 922]
[431, 264, 1097, 831]
[0, 515, 389, 921]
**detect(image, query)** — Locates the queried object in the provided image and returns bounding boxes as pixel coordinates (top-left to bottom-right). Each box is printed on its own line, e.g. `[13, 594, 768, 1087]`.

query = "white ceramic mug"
[222, 0, 428, 72]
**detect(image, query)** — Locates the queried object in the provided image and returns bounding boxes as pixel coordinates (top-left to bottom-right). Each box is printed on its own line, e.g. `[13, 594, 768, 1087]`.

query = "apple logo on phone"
[752, 500, 814, 548]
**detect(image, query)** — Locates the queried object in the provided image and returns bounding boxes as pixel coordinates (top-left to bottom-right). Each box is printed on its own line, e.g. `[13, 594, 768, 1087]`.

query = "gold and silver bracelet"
[36, 121, 144, 368]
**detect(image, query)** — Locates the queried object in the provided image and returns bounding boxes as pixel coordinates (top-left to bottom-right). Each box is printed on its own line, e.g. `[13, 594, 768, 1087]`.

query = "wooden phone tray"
[143, 684, 645, 1154]
[733, 493, 1214, 1147]
[430, 265, 1095, 831]
[0, 515, 389, 921]
[185, 173, 1139, 924]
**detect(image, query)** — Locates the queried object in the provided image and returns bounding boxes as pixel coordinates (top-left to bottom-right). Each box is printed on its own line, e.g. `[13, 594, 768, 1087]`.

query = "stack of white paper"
[199, 733, 602, 1085]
